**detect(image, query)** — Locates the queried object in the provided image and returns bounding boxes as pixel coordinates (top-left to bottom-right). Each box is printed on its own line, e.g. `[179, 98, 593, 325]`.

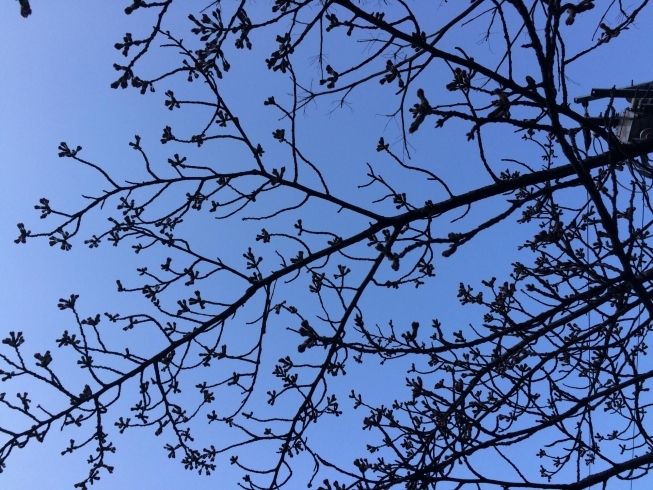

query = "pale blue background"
[1, 1, 653, 488]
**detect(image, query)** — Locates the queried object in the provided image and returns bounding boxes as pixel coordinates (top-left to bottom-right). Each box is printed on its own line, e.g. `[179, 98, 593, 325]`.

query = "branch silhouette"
[3, 1, 653, 489]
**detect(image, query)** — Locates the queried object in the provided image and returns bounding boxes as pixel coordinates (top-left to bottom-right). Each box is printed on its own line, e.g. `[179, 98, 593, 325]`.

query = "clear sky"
[1, 1, 653, 489]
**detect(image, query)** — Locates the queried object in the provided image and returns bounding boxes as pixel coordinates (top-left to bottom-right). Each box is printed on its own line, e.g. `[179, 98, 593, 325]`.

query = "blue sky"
[2, 1, 653, 489]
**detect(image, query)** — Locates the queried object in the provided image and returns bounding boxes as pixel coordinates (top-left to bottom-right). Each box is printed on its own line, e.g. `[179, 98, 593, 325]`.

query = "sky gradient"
[2, 1, 653, 489]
